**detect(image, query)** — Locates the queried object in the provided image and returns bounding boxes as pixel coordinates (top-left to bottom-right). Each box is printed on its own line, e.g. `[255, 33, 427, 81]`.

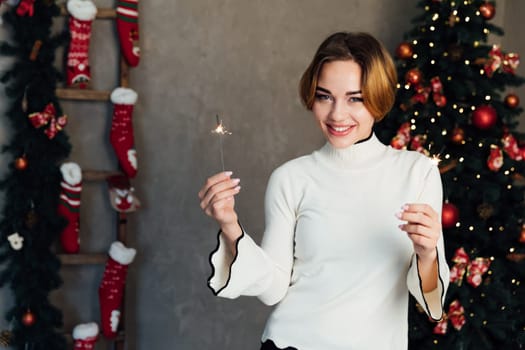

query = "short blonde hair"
[299, 32, 397, 121]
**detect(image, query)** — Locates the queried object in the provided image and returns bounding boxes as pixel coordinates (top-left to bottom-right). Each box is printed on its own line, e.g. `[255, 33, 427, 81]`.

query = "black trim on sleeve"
[416, 247, 445, 322]
[206, 223, 245, 296]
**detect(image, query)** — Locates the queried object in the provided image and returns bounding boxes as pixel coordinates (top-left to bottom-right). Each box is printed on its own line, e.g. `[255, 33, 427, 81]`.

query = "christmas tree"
[375, 0, 525, 348]
[0, 1, 70, 349]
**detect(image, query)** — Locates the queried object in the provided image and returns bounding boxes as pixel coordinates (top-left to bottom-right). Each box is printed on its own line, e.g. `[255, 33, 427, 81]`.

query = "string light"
[476, 174, 481, 179]
[432, 13, 439, 21]
[469, 226, 474, 231]
[441, 129, 447, 135]
[465, 16, 471, 22]
[412, 39, 418, 45]
[480, 69, 485, 75]
[413, 53, 418, 59]
[489, 227, 493, 231]
[431, 59, 436, 64]
[478, 142, 484, 147]
[404, 84, 411, 90]
[485, 95, 491, 101]
[459, 157, 464, 162]
[456, 222, 461, 227]
[464, 59, 470, 65]
[429, 42, 435, 48]
[484, 28, 490, 34]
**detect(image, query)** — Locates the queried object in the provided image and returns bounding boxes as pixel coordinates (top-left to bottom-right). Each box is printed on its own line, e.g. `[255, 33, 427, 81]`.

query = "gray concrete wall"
[0, 1, 523, 349]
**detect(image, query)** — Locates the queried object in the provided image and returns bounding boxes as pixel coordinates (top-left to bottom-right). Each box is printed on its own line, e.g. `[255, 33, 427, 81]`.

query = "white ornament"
[7, 232, 24, 250]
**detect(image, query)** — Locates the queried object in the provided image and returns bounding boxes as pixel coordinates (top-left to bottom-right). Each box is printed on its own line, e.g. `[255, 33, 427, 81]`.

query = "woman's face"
[312, 60, 375, 149]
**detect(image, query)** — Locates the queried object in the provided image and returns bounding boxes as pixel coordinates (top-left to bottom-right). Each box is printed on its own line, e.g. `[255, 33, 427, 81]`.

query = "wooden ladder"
[56, 4, 132, 350]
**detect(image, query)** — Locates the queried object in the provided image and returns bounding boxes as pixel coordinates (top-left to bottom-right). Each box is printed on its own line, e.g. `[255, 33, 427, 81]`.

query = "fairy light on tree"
[375, 0, 525, 348]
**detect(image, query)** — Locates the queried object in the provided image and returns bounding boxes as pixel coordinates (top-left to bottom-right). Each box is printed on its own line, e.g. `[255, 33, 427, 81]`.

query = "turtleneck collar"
[315, 133, 387, 170]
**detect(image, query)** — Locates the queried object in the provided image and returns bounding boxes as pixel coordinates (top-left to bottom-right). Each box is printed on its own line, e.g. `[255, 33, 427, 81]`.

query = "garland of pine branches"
[0, 1, 70, 349]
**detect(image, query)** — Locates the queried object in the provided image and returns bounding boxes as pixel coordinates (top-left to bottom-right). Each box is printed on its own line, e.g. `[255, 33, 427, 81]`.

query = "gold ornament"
[25, 210, 38, 229]
[477, 203, 494, 220]
[0, 330, 12, 347]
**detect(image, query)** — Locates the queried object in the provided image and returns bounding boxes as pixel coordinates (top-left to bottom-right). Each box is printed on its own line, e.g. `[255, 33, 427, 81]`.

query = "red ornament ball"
[405, 68, 423, 85]
[396, 42, 413, 60]
[479, 2, 495, 20]
[21, 310, 35, 326]
[451, 127, 465, 144]
[472, 104, 497, 130]
[519, 224, 525, 244]
[442, 202, 459, 229]
[504, 93, 520, 109]
[14, 156, 28, 171]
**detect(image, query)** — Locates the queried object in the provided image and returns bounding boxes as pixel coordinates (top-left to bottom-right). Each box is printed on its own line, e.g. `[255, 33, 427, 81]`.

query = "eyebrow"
[316, 86, 362, 95]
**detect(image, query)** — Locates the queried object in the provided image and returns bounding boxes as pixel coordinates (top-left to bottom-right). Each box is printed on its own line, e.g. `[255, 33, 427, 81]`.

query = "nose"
[329, 100, 349, 122]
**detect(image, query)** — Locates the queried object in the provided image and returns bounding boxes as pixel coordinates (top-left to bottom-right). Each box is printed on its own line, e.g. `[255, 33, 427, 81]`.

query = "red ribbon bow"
[502, 132, 523, 161]
[485, 45, 520, 77]
[409, 76, 446, 108]
[449, 247, 491, 288]
[389, 122, 429, 155]
[16, 0, 35, 17]
[28, 103, 68, 139]
[433, 300, 466, 334]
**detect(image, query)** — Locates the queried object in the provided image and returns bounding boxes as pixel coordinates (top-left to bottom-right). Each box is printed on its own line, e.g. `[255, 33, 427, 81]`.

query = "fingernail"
[234, 186, 241, 191]
[395, 212, 402, 219]
[224, 171, 233, 176]
[401, 204, 409, 210]
[232, 178, 240, 184]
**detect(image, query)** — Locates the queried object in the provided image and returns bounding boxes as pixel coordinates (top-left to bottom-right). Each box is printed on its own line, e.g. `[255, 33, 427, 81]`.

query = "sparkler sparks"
[211, 115, 231, 171]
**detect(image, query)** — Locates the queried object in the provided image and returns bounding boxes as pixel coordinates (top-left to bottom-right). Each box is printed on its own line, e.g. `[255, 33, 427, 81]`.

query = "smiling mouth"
[327, 124, 355, 136]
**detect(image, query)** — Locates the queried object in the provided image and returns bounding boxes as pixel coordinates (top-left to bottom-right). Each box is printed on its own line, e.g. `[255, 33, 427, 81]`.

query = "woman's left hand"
[397, 203, 441, 263]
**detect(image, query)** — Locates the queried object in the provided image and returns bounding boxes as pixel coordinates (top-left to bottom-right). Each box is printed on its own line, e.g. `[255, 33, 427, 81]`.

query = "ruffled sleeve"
[207, 228, 274, 298]
[406, 160, 450, 321]
[207, 165, 297, 305]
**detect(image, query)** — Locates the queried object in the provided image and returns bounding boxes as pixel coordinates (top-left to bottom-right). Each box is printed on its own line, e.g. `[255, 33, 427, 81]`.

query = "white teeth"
[332, 126, 351, 132]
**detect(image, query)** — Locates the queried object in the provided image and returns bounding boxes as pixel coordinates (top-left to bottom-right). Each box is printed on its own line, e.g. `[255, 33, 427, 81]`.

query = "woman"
[198, 32, 449, 350]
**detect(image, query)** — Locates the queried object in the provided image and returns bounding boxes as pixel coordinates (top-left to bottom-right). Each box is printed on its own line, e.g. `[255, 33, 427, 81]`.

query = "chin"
[328, 138, 355, 149]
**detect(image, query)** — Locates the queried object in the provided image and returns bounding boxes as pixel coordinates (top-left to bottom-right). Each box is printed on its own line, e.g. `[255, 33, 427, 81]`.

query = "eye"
[348, 96, 364, 103]
[315, 93, 332, 102]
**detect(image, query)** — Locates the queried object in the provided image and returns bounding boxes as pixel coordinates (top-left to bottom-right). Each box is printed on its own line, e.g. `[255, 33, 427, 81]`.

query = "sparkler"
[211, 114, 231, 171]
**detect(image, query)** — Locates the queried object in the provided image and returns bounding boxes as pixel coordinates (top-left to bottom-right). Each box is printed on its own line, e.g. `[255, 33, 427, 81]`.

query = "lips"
[327, 124, 355, 136]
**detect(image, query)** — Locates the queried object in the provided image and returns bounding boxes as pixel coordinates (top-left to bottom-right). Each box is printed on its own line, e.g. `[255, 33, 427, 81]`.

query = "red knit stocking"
[73, 322, 99, 350]
[58, 162, 82, 254]
[110, 87, 138, 178]
[99, 241, 136, 338]
[66, 0, 97, 88]
[116, 0, 140, 67]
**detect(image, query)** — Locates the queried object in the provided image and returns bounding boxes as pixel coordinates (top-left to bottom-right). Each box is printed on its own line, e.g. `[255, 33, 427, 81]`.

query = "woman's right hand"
[198, 171, 242, 237]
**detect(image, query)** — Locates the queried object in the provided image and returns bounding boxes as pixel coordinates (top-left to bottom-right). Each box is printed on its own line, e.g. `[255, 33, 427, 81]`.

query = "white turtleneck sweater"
[208, 134, 449, 350]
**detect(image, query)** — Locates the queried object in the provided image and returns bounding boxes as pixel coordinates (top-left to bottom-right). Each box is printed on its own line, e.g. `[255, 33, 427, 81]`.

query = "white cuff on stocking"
[60, 162, 82, 186]
[111, 87, 138, 105]
[67, 0, 98, 21]
[73, 322, 99, 340]
[109, 241, 136, 265]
